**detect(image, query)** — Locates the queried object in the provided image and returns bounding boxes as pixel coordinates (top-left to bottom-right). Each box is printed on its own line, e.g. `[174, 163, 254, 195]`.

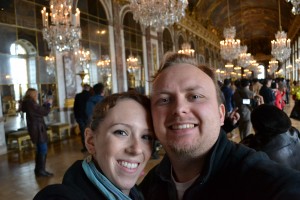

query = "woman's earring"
[86, 154, 92, 163]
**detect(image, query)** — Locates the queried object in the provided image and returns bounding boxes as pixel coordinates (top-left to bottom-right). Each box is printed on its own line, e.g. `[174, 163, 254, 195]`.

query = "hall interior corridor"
[0, 101, 299, 200]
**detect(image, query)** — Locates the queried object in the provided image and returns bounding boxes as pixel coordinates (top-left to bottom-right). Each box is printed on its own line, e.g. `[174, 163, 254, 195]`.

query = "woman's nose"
[126, 137, 143, 155]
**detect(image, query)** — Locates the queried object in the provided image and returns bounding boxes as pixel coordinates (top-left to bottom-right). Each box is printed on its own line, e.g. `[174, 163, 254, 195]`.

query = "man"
[259, 78, 275, 105]
[73, 84, 91, 152]
[139, 52, 300, 200]
[220, 78, 234, 113]
[85, 82, 105, 121]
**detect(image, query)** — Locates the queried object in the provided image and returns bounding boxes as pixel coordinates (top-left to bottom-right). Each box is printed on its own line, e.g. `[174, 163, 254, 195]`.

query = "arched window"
[178, 35, 184, 50]
[257, 65, 265, 79]
[9, 43, 28, 101]
[123, 12, 143, 93]
[163, 29, 173, 54]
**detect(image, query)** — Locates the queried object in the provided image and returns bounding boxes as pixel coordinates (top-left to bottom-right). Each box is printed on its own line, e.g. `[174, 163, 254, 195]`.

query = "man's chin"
[167, 142, 198, 157]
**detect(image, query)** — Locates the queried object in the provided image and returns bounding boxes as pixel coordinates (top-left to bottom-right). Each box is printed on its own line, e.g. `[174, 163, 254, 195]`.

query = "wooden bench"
[7, 130, 33, 151]
[47, 129, 53, 142]
[49, 123, 71, 140]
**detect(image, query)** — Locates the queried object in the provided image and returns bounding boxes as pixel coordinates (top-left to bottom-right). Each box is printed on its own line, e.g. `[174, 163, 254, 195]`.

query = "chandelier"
[286, 0, 300, 15]
[75, 47, 91, 71]
[45, 52, 55, 75]
[271, 31, 291, 63]
[220, 26, 241, 63]
[97, 55, 111, 76]
[269, 58, 279, 74]
[178, 42, 195, 57]
[129, 0, 188, 31]
[271, 0, 291, 63]
[220, 0, 241, 64]
[41, 0, 81, 52]
[127, 55, 140, 73]
[237, 46, 252, 68]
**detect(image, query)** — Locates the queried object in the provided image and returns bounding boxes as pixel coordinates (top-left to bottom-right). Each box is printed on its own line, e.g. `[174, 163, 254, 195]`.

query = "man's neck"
[169, 154, 205, 183]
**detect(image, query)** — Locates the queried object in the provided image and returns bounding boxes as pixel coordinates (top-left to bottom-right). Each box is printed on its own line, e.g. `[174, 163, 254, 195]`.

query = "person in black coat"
[73, 84, 91, 152]
[21, 88, 53, 177]
[259, 78, 275, 105]
[241, 104, 300, 170]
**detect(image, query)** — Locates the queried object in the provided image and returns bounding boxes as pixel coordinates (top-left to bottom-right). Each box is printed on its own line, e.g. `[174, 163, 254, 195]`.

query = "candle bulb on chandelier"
[76, 8, 80, 26]
[41, 8, 46, 26]
[45, 13, 49, 27]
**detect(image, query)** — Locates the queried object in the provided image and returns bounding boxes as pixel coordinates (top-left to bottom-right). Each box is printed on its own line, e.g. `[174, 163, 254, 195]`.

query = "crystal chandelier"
[271, 0, 291, 63]
[97, 55, 111, 75]
[237, 46, 252, 68]
[220, 26, 241, 63]
[127, 55, 140, 73]
[269, 58, 279, 74]
[286, 0, 300, 15]
[75, 47, 91, 71]
[271, 31, 291, 63]
[220, 0, 241, 64]
[178, 42, 195, 57]
[45, 52, 55, 75]
[41, 0, 81, 52]
[129, 0, 188, 31]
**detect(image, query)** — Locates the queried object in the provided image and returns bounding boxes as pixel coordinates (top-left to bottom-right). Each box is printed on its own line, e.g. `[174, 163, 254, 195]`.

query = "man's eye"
[113, 130, 127, 136]
[189, 94, 203, 100]
[158, 98, 169, 104]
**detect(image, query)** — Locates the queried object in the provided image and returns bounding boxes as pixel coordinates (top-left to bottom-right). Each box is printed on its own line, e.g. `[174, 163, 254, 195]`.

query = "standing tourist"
[21, 88, 53, 177]
[73, 84, 91, 152]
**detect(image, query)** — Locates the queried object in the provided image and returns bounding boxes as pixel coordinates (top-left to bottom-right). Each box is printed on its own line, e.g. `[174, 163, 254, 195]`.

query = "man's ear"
[219, 103, 226, 126]
[85, 128, 95, 154]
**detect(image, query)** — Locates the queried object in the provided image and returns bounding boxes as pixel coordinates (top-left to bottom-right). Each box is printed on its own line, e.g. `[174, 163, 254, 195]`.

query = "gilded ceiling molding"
[178, 15, 220, 48]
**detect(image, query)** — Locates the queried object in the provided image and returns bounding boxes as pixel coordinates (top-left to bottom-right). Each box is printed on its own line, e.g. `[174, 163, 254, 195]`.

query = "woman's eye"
[142, 134, 154, 142]
[113, 130, 127, 136]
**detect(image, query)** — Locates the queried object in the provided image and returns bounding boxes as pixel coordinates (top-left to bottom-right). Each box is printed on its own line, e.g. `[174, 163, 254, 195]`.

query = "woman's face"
[85, 99, 153, 195]
[31, 91, 38, 102]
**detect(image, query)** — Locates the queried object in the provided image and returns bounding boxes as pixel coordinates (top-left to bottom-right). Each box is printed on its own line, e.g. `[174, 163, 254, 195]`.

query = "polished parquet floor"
[1, 101, 299, 200]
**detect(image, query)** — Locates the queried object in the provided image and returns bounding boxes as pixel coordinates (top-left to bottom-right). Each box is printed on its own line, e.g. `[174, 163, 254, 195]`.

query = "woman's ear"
[85, 128, 95, 154]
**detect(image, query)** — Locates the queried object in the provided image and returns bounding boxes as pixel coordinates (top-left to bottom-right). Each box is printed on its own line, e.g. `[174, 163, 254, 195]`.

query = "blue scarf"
[82, 157, 134, 200]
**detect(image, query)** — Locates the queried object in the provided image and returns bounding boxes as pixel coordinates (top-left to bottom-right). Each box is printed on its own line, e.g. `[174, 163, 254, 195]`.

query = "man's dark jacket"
[73, 90, 90, 120]
[139, 131, 300, 200]
[259, 85, 275, 105]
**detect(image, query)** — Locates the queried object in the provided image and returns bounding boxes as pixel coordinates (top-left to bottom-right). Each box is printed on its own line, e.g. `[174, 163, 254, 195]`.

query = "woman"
[34, 92, 154, 200]
[290, 81, 300, 120]
[271, 81, 285, 110]
[21, 88, 53, 177]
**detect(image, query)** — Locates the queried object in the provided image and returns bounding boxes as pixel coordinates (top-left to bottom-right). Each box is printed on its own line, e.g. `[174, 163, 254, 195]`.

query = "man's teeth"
[172, 124, 195, 130]
[119, 161, 138, 169]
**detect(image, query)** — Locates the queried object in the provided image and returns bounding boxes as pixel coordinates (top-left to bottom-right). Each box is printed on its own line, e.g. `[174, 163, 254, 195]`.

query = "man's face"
[151, 64, 225, 158]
